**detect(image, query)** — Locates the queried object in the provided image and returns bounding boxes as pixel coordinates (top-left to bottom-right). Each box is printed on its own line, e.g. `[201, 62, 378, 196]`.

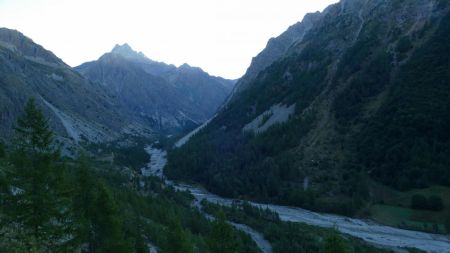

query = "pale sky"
[0, 0, 337, 79]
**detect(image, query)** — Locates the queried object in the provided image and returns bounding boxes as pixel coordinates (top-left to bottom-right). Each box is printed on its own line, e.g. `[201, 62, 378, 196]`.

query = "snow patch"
[243, 104, 295, 134]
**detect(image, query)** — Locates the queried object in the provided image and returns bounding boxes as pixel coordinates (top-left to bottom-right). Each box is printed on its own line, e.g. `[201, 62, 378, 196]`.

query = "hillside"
[0, 28, 127, 144]
[167, 0, 450, 216]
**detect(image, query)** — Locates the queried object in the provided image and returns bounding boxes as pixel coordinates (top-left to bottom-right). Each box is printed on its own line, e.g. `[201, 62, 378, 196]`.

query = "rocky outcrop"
[232, 11, 323, 94]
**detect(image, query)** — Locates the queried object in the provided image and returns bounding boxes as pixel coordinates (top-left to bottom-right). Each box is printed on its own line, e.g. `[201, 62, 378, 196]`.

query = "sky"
[0, 0, 337, 79]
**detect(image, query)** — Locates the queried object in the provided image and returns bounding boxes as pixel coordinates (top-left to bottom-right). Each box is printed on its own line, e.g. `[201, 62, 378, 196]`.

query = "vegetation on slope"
[202, 201, 395, 253]
[0, 99, 261, 253]
[166, 0, 450, 222]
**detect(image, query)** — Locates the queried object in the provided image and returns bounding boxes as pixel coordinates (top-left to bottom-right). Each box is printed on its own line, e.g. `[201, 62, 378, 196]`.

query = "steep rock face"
[0, 28, 127, 144]
[234, 11, 323, 93]
[76, 44, 234, 132]
[167, 0, 450, 214]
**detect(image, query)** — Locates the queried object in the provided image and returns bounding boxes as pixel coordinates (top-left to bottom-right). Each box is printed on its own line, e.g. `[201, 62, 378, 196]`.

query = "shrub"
[411, 194, 428, 210]
[445, 215, 450, 234]
[428, 195, 444, 211]
[0, 141, 4, 158]
[397, 36, 413, 53]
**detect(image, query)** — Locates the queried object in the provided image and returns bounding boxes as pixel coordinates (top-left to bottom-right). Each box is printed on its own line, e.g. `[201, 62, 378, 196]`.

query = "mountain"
[76, 44, 235, 133]
[0, 28, 130, 145]
[0, 29, 234, 147]
[167, 0, 450, 215]
[234, 11, 322, 94]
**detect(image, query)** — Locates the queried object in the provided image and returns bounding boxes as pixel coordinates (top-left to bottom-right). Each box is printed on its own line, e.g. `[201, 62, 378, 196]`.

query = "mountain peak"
[111, 43, 145, 59]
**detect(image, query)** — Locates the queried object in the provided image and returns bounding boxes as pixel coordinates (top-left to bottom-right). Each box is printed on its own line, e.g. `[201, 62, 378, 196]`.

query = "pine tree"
[445, 214, 450, 234]
[323, 228, 349, 253]
[91, 182, 132, 253]
[0, 140, 5, 158]
[2, 98, 73, 252]
[208, 210, 241, 253]
[165, 221, 194, 253]
[73, 154, 98, 252]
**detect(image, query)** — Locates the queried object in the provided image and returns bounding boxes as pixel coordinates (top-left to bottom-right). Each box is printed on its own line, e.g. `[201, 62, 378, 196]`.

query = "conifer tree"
[208, 210, 241, 253]
[445, 214, 450, 234]
[323, 228, 349, 253]
[3, 98, 73, 252]
[91, 182, 132, 253]
[73, 154, 98, 252]
[165, 221, 194, 253]
[0, 140, 5, 158]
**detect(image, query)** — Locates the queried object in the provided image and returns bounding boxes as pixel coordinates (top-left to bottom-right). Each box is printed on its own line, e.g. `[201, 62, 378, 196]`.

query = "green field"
[369, 185, 450, 233]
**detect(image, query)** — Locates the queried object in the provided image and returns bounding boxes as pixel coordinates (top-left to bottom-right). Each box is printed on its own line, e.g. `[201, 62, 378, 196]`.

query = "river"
[142, 145, 450, 253]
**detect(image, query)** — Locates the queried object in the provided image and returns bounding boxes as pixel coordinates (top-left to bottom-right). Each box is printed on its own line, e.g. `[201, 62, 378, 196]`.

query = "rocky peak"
[110, 43, 146, 60]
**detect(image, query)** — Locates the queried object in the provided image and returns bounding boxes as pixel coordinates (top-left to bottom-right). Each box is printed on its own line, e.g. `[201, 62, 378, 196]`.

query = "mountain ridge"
[75, 43, 234, 132]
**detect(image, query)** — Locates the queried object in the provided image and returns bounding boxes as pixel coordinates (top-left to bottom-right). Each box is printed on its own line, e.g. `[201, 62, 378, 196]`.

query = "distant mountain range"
[0, 29, 234, 146]
[76, 44, 234, 132]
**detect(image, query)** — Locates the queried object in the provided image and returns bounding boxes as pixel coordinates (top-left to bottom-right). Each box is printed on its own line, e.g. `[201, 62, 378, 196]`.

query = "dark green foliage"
[0, 140, 4, 158]
[0, 100, 262, 253]
[358, 13, 450, 189]
[72, 157, 134, 253]
[334, 51, 392, 124]
[164, 222, 194, 253]
[411, 194, 428, 209]
[85, 137, 150, 170]
[112, 144, 149, 170]
[396, 36, 413, 53]
[1, 98, 74, 252]
[427, 195, 444, 211]
[14, 98, 54, 153]
[166, 11, 450, 228]
[411, 194, 429, 210]
[323, 228, 349, 253]
[445, 214, 450, 234]
[207, 211, 241, 253]
[72, 154, 98, 250]
[91, 183, 133, 253]
[165, 2, 338, 205]
[202, 201, 390, 253]
[410, 194, 444, 211]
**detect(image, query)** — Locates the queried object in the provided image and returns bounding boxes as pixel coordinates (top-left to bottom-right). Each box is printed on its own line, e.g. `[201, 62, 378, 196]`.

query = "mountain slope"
[76, 44, 234, 132]
[234, 11, 323, 93]
[0, 28, 129, 144]
[167, 0, 450, 215]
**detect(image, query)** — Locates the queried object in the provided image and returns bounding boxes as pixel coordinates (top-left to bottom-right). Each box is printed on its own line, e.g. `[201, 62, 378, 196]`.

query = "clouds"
[0, 0, 337, 79]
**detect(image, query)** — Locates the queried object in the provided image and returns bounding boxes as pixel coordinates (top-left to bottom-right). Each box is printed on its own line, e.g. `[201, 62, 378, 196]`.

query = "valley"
[1, 0, 450, 252]
[143, 144, 450, 253]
